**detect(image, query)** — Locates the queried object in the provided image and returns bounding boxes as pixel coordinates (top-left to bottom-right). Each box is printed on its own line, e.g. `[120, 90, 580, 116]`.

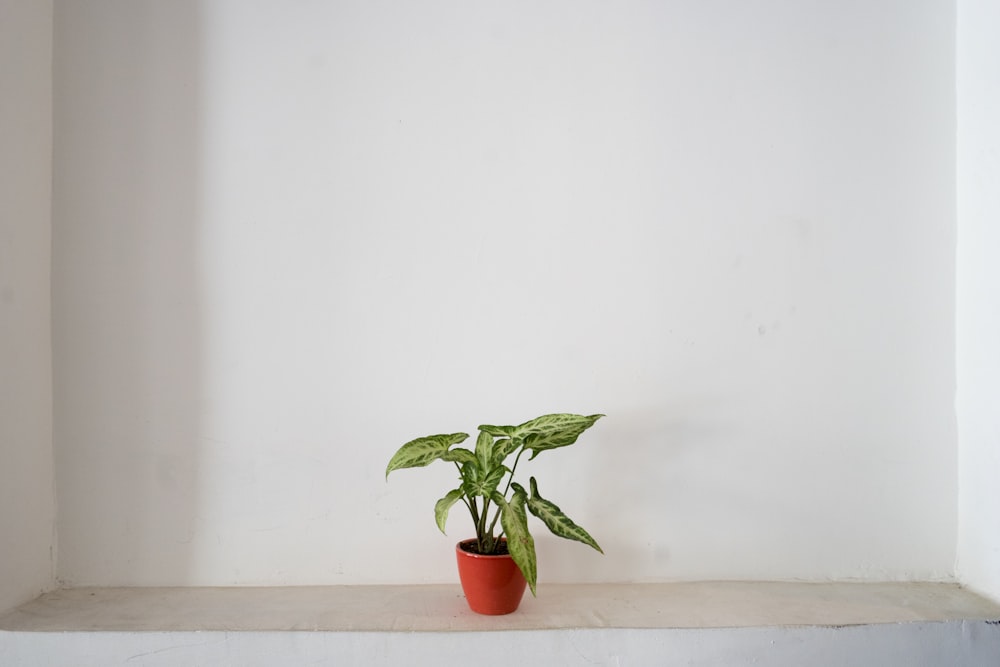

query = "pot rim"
[456, 538, 512, 559]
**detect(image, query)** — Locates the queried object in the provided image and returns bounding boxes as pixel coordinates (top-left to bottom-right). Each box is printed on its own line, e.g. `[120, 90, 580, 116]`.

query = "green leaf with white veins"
[441, 447, 477, 466]
[519, 413, 604, 459]
[478, 424, 517, 438]
[502, 484, 537, 596]
[463, 463, 508, 498]
[491, 437, 520, 466]
[527, 477, 603, 553]
[434, 488, 465, 534]
[474, 430, 494, 470]
[385, 432, 470, 478]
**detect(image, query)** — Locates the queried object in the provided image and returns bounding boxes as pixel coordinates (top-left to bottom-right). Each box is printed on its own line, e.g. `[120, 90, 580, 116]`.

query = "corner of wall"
[956, 0, 1000, 605]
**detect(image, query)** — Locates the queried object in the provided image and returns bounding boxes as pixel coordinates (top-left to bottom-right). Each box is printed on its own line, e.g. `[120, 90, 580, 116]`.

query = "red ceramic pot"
[455, 538, 528, 615]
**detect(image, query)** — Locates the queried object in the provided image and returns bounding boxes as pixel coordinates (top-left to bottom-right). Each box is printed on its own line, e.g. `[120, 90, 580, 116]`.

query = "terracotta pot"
[455, 538, 528, 615]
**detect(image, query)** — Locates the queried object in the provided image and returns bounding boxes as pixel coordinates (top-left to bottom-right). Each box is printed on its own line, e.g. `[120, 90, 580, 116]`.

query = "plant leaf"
[518, 413, 604, 459]
[385, 432, 469, 478]
[501, 483, 537, 596]
[441, 447, 477, 466]
[463, 464, 508, 499]
[478, 423, 517, 437]
[434, 488, 465, 534]
[527, 477, 603, 553]
[491, 437, 520, 465]
[474, 430, 494, 471]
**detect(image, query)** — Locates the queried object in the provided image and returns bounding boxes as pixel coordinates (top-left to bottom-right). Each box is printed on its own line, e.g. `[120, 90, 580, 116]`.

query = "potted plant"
[385, 412, 604, 614]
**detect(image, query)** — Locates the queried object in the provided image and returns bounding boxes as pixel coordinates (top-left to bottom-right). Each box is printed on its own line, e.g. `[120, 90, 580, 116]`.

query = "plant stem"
[461, 496, 476, 528]
[501, 447, 526, 499]
[469, 496, 481, 545]
[483, 447, 527, 547]
[478, 499, 489, 549]
[455, 462, 479, 536]
[486, 503, 503, 537]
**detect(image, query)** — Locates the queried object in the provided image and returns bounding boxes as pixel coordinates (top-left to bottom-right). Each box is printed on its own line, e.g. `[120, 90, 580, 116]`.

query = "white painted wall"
[0, 0, 55, 611]
[53, 0, 958, 587]
[957, 0, 1000, 603]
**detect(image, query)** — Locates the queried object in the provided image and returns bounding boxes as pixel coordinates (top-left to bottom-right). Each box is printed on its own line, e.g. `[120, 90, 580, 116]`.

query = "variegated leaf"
[519, 413, 604, 459]
[385, 432, 469, 478]
[441, 447, 477, 466]
[527, 477, 603, 553]
[463, 464, 508, 498]
[478, 423, 517, 437]
[502, 484, 537, 596]
[434, 488, 465, 534]
[459, 461, 479, 498]
[474, 430, 494, 470]
[491, 437, 520, 465]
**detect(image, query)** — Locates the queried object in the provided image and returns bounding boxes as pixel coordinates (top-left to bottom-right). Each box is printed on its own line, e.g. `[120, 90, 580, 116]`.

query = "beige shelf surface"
[2, 582, 999, 633]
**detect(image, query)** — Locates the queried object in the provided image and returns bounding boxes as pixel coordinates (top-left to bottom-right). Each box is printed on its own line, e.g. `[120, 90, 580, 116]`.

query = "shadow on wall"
[53, 1, 204, 585]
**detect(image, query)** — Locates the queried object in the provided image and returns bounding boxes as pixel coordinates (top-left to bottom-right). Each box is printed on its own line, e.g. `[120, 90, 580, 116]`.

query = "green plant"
[385, 412, 604, 595]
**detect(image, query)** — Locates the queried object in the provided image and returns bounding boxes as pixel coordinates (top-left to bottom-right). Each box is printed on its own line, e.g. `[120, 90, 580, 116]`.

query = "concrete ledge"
[2, 583, 1000, 666]
[3, 582, 999, 631]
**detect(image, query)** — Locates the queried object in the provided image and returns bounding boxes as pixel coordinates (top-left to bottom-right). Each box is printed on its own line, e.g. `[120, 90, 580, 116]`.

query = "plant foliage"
[386, 413, 604, 595]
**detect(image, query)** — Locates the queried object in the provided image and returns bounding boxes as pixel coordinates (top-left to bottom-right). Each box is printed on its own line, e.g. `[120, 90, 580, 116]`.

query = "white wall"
[53, 0, 958, 587]
[957, 0, 1000, 603]
[0, 0, 55, 611]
